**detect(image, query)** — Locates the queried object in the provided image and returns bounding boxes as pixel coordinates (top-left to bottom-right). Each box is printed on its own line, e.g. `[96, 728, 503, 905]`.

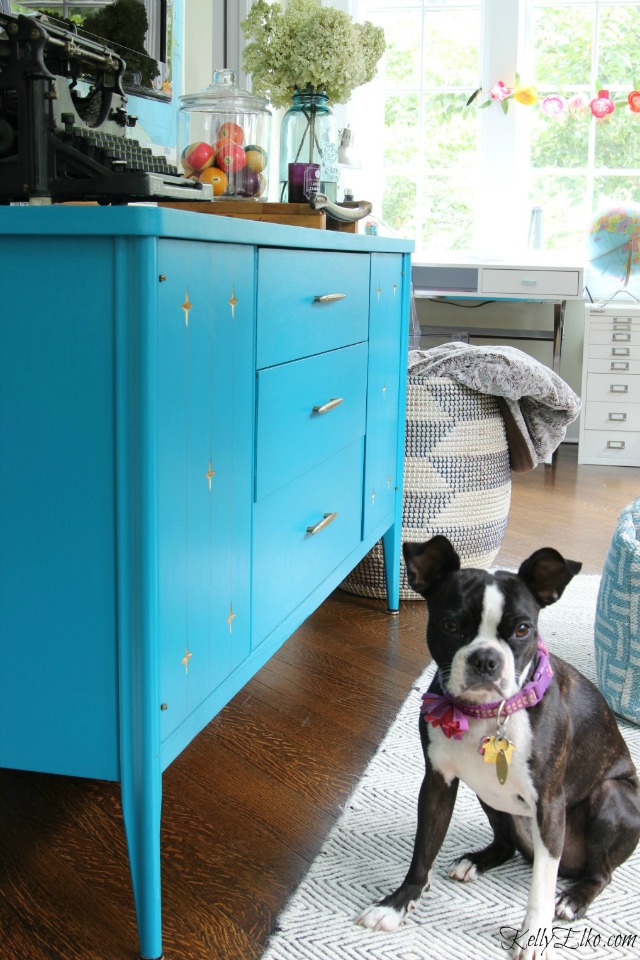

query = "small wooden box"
[158, 199, 326, 229]
[158, 199, 358, 232]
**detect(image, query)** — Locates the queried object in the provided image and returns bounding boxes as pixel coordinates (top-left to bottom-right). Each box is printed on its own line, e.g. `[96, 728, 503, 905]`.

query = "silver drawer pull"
[610, 383, 629, 393]
[607, 440, 626, 450]
[612, 347, 630, 357]
[608, 412, 627, 422]
[521, 278, 538, 285]
[312, 397, 344, 415]
[314, 293, 346, 303]
[613, 322, 631, 329]
[306, 511, 338, 535]
[612, 332, 631, 341]
[611, 361, 630, 371]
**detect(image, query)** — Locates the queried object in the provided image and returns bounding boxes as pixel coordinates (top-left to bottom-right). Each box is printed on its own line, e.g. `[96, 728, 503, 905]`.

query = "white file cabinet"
[578, 303, 640, 466]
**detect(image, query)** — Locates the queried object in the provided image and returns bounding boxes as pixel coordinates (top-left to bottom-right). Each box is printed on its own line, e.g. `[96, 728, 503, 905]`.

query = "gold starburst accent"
[181, 647, 193, 674]
[206, 460, 216, 491]
[227, 603, 236, 634]
[182, 290, 193, 328]
[229, 285, 238, 317]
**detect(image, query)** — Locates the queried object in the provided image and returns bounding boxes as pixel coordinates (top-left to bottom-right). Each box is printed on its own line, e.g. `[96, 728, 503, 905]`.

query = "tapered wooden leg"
[382, 521, 402, 612]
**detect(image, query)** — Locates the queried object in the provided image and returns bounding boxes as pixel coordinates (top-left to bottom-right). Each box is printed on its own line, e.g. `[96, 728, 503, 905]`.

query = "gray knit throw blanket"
[408, 343, 581, 472]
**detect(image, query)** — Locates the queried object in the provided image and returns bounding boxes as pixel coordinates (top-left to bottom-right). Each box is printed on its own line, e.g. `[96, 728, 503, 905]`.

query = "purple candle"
[288, 162, 320, 202]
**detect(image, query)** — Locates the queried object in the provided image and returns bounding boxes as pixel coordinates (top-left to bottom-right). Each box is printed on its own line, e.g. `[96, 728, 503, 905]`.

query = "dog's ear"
[403, 536, 461, 599]
[517, 548, 582, 607]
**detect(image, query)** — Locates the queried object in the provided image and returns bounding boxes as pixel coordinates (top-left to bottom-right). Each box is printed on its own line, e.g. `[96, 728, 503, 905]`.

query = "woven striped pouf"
[341, 375, 512, 600]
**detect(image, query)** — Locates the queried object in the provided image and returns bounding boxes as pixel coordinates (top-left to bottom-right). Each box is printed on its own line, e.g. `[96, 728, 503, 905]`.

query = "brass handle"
[306, 512, 338, 535]
[313, 293, 346, 303]
[312, 397, 344, 415]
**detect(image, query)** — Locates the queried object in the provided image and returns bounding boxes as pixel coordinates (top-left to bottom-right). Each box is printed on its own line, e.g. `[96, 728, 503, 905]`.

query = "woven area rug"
[263, 575, 640, 959]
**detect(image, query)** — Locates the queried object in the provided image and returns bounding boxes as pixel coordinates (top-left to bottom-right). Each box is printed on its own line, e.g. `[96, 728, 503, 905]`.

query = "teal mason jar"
[279, 87, 339, 202]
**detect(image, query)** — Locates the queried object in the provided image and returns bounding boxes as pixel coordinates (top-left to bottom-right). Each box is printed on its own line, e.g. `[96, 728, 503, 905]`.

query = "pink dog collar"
[421, 640, 553, 740]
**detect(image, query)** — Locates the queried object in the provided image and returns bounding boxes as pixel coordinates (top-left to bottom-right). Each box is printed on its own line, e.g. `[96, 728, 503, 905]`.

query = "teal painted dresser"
[0, 206, 412, 959]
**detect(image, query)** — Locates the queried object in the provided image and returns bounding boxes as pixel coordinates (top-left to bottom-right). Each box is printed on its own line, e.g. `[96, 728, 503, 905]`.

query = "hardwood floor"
[1, 444, 638, 960]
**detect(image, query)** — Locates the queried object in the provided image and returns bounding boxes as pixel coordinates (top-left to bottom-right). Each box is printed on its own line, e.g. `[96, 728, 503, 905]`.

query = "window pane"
[382, 177, 417, 235]
[532, 5, 594, 87]
[423, 94, 478, 170]
[420, 176, 475, 251]
[594, 98, 640, 168]
[373, 12, 422, 88]
[530, 101, 590, 168]
[530, 173, 590, 249]
[598, 4, 640, 85]
[423, 9, 480, 88]
[594, 175, 640, 210]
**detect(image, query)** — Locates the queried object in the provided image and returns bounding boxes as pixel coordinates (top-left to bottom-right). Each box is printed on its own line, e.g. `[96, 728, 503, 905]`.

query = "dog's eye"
[514, 623, 531, 639]
[442, 619, 459, 635]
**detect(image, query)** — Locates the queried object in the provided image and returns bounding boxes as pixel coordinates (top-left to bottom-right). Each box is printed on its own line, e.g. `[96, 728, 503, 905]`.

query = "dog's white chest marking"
[429, 712, 537, 817]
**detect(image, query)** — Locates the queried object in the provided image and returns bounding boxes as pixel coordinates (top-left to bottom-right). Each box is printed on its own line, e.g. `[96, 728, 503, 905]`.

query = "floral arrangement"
[241, 0, 386, 108]
[470, 75, 640, 120]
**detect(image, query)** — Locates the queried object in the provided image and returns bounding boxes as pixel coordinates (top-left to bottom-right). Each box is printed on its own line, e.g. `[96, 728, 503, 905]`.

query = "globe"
[587, 202, 640, 285]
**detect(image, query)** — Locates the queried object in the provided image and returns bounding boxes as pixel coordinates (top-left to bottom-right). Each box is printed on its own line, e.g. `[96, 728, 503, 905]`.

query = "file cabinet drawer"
[256, 249, 370, 368]
[584, 372, 640, 404]
[255, 342, 367, 501]
[252, 440, 364, 642]
[584, 401, 640, 431]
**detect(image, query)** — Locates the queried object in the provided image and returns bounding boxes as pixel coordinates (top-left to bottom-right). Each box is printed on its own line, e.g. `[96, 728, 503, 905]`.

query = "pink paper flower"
[590, 89, 615, 118]
[567, 93, 590, 115]
[490, 80, 512, 102]
[541, 94, 566, 116]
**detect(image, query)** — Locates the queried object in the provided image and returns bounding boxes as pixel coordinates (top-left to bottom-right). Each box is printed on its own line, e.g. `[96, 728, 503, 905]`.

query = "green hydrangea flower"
[241, 0, 386, 108]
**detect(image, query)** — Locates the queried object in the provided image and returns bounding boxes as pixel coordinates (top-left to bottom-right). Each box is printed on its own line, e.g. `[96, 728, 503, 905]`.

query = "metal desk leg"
[552, 299, 566, 376]
[546, 299, 567, 464]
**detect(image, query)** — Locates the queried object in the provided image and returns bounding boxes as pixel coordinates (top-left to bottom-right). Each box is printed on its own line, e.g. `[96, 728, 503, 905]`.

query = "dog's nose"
[467, 647, 502, 679]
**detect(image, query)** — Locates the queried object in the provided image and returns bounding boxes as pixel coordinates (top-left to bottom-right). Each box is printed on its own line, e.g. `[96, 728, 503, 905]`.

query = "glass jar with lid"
[178, 69, 271, 200]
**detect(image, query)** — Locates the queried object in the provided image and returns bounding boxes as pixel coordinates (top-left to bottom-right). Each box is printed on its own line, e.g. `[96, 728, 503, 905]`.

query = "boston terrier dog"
[358, 536, 640, 959]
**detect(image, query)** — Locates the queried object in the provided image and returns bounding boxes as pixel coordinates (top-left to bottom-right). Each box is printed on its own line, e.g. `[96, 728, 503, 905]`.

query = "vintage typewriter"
[0, 10, 212, 204]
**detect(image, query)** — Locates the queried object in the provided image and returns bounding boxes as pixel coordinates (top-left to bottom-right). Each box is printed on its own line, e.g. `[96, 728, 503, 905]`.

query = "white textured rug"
[263, 576, 640, 959]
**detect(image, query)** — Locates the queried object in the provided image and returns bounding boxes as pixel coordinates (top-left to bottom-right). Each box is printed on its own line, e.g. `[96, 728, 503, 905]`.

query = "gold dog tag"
[480, 736, 515, 785]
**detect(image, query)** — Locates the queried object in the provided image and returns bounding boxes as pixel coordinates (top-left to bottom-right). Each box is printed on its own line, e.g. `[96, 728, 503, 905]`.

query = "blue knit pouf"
[594, 497, 640, 725]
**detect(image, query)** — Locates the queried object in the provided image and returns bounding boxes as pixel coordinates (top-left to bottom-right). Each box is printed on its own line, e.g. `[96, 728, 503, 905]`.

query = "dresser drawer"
[256, 249, 370, 368]
[252, 440, 364, 643]
[585, 372, 640, 403]
[255, 342, 368, 501]
[579, 429, 640, 462]
[480, 267, 581, 297]
[587, 342, 640, 361]
[583, 400, 640, 431]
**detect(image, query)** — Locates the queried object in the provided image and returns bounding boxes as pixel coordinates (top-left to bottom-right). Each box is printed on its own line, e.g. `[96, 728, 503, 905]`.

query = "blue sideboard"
[0, 206, 413, 959]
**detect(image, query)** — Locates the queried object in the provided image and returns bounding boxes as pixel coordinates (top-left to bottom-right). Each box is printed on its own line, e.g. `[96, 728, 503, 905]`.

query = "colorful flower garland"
[469, 78, 640, 118]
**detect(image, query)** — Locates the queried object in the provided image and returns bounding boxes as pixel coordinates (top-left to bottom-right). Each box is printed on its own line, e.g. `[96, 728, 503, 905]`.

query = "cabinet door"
[363, 254, 405, 536]
[156, 240, 254, 742]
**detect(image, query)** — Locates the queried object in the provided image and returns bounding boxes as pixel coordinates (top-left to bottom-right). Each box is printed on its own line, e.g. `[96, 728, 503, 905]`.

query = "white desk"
[412, 258, 585, 374]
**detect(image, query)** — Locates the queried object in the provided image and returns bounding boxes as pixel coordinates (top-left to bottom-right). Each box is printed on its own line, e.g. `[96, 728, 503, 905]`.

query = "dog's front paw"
[509, 924, 557, 960]
[357, 901, 413, 932]
[448, 857, 478, 882]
